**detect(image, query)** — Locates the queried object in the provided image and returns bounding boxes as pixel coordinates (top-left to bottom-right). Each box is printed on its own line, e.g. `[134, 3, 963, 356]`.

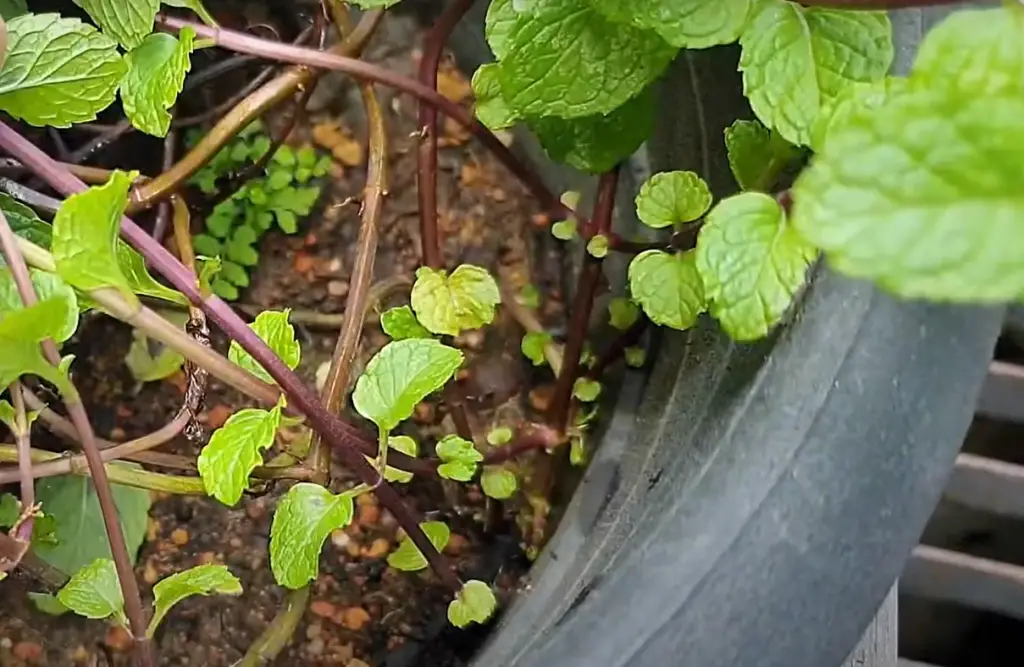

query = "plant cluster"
[187, 121, 334, 300]
[0, 0, 1019, 664]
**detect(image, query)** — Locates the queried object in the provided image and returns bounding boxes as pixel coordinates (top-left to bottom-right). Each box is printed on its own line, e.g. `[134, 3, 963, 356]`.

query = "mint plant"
[0, 0, 1020, 664]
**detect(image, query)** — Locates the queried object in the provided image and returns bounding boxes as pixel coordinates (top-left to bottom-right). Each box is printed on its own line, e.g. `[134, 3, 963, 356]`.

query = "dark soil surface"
[0, 9, 567, 667]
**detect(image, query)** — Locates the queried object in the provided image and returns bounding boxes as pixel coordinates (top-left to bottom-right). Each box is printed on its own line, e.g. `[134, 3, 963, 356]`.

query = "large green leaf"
[73, 0, 160, 50]
[472, 63, 519, 131]
[270, 483, 354, 589]
[56, 558, 126, 625]
[352, 339, 463, 432]
[0, 14, 126, 127]
[627, 250, 705, 331]
[411, 265, 501, 337]
[121, 29, 196, 137]
[497, 0, 676, 119]
[696, 193, 815, 341]
[32, 472, 151, 576]
[228, 310, 301, 384]
[197, 401, 283, 506]
[0, 0, 27, 19]
[147, 564, 242, 636]
[590, 0, 750, 49]
[485, 0, 517, 59]
[738, 0, 892, 146]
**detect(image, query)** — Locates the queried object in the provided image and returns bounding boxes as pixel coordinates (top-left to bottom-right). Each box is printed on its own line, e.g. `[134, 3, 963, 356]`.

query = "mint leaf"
[586, 235, 609, 259]
[0, 195, 53, 249]
[911, 6, 1024, 97]
[487, 426, 513, 446]
[28, 592, 69, 616]
[115, 241, 189, 305]
[809, 77, 907, 153]
[198, 401, 283, 506]
[0, 0, 28, 19]
[74, 0, 159, 49]
[520, 331, 551, 367]
[352, 339, 463, 432]
[738, 1, 892, 146]
[380, 305, 432, 341]
[387, 521, 450, 572]
[528, 88, 654, 173]
[791, 84, 1024, 302]
[448, 580, 497, 628]
[625, 346, 646, 368]
[436, 435, 482, 482]
[33, 472, 151, 576]
[0, 268, 79, 342]
[270, 483, 354, 589]
[591, 0, 750, 49]
[608, 297, 639, 330]
[147, 565, 242, 637]
[635, 170, 712, 229]
[498, 0, 675, 119]
[53, 170, 138, 304]
[125, 329, 185, 382]
[481, 467, 518, 500]
[0, 493, 18, 527]
[411, 265, 501, 337]
[121, 28, 196, 137]
[627, 250, 705, 331]
[0, 14, 126, 127]
[724, 119, 802, 191]
[572, 377, 601, 402]
[472, 63, 519, 130]
[56, 558, 126, 625]
[375, 435, 418, 484]
[485, 0, 516, 59]
[228, 310, 301, 384]
[551, 219, 577, 241]
[696, 193, 814, 341]
[162, 0, 217, 26]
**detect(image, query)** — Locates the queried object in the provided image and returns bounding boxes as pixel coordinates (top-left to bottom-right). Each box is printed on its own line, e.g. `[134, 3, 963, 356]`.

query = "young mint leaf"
[0, 493, 19, 527]
[528, 88, 654, 174]
[53, 170, 138, 305]
[520, 331, 552, 367]
[591, 0, 749, 49]
[472, 63, 519, 130]
[220, 260, 249, 287]
[115, 241, 189, 305]
[573, 377, 601, 402]
[738, 1, 892, 146]
[436, 435, 482, 482]
[387, 521, 450, 572]
[33, 472, 151, 576]
[375, 435, 418, 484]
[0, 268, 79, 342]
[497, 0, 675, 119]
[608, 297, 639, 330]
[162, 0, 217, 27]
[791, 84, 1024, 302]
[481, 467, 518, 500]
[911, 6, 1024, 97]
[352, 339, 463, 432]
[625, 346, 646, 368]
[448, 580, 497, 628]
[636, 171, 712, 229]
[270, 483, 354, 589]
[586, 235, 609, 259]
[485, 0, 516, 59]
[73, 0, 160, 49]
[147, 564, 242, 637]
[696, 193, 815, 341]
[628, 250, 705, 331]
[487, 426, 513, 446]
[228, 310, 301, 384]
[56, 558, 126, 626]
[411, 265, 501, 337]
[381, 305, 432, 341]
[121, 28, 196, 137]
[125, 329, 185, 383]
[28, 592, 69, 616]
[227, 240, 259, 266]
[724, 119, 802, 192]
[212, 278, 239, 301]
[267, 169, 292, 191]
[0, 195, 53, 249]
[0, 14, 126, 128]
[517, 284, 541, 309]
[192, 234, 221, 257]
[0, 0, 28, 19]
[551, 219, 577, 241]
[197, 401, 283, 506]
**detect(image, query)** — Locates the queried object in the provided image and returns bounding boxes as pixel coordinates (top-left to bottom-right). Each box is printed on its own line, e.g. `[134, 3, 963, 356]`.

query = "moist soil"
[0, 9, 571, 666]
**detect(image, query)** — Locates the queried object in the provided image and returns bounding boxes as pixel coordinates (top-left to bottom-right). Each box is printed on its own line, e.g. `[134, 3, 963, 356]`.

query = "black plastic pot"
[445, 3, 1003, 667]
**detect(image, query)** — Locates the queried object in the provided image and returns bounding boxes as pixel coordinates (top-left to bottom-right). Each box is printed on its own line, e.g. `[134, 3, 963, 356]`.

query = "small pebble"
[348, 660, 371, 667]
[13, 641, 44, 663]
[71, 645, 90, 663]
[307, 637, 325, 656]
[345, 541, 362, 558]
[339, 606, 371, 631]
[331, 529, 351, 549]
[245, 500, 266, 521]
[229, 537, 243, 549]
[306, 623, 323, 640]
[143, 561, 160, 584]
[170, 528, 189, 547]
[357, 503, 380, 526]
[412, 402, 435, 424]
[199, 551, 218, 564]
[362, 538, 389, 559]
[0, 637, 12, 649]
[327, 257, 343, 274]
[310, 600, 337, 619]
[206, 404, 233, 430]
[529, 385, 555, 413]
[445, 533, 470, 555]
[327, 280, 349, 297]
[104, 626, 132, 653]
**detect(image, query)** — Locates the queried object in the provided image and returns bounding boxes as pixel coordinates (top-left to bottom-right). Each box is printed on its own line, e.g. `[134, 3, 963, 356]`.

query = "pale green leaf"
[56, 558, 126, 625]
[197, 401, 283, 506]
[352, 339, 463, 432]
[738, 1, 893, 145]
[521, 331, 552, 367]
[147, 564, 242, 636]
[0, 14, 126, 127]
[0, 493, 18, 527]
[724, 119, 802, 191]
[498, 0, 676, 119]
[528, 88, 654, 173]
[0, 268, 79, 342]
[636, 171, 712, 229]
[0, 194, 53, 249]
[115, 240, 189, 305]
[378, 435, 418, 484]
[487, 426, 513, 446]
[0, 340, 67, 392]
[436, 434, 481, 481]
[74, 0, 159, 49]
[33, 471, 151, 576]
[448, 580, 497, 628]
[411, 265, 501, 337]
[121, 29, 196, 137]
[125, 329, 185, 382]
[551, 219, 577, 241]
[481, 467, 518, 500]
[791, 84, 1024, 302]
[162, 0, 217, 26]
[228, 310, 301, 384]
[627, 250, 705, 330]
[485, 0, 517, 59]
[591, 0, 750, 49]
[28, 592, 69, 616]
[380, 305, 432, 341]
[696, 193, 814, 340]
[270, 483, 354, 589]
[586, 235, 609, 259]
[608, 297, 639, 330]
[624, 346, 646, 368]
[53, 170, 138, 304]
[572, 377, 601, 402]
[386, 521, 450, 572]
[517, 284, 541, 309]
[438, 460, 477, 482]
[472, 63, 519, 130]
